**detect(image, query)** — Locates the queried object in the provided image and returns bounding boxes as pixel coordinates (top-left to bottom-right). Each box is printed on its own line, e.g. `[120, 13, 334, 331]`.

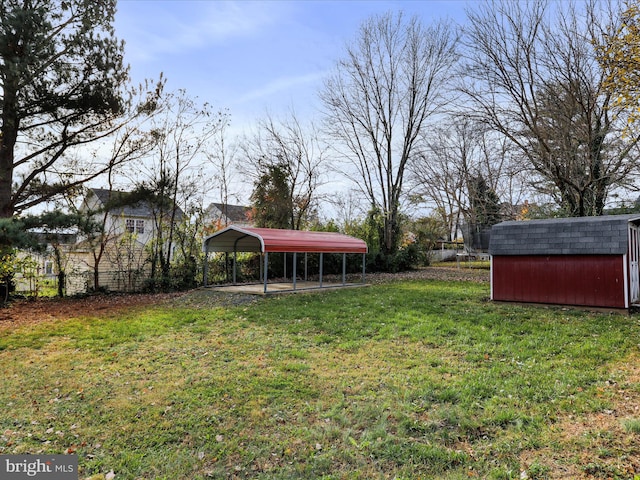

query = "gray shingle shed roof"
[489, 214, 640, 256]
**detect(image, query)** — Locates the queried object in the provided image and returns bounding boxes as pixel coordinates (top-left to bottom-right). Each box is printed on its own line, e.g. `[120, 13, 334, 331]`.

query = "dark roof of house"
[90, 188, 184, 218]
[91, 188, 149, 217]
[489, 214, 640, 256]
[207, 202, 251, 223]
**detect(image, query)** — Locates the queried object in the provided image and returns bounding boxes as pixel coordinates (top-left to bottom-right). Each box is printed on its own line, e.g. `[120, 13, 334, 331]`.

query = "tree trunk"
[383, 205, 401, 255]
[57, 271, 65, 298]
[0, 77, 18, 219]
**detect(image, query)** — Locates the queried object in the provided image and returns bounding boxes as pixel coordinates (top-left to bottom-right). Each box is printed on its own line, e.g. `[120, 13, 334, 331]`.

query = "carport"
[202, 226, 369, 294]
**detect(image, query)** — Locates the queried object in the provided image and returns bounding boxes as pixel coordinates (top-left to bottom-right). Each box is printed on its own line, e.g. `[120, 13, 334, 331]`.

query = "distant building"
[14, 228, 79, 295]
[204, 202, 252, 229]
[79, 188, 164, 245]
[68, 188, 185, 293]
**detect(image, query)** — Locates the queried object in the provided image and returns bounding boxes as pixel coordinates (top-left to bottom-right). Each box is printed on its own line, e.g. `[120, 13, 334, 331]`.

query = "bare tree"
[412, 116, 528, 240]
[411, 119, 477, 241]
[104, 224, 147, 291]
[131, 89, 225, 284]
[73, 123, 157, 291]
[320, 12, 458, 254]
[461, 0, 640, 216]
[327, 189, 367, 232]
[206, 115, 241, 227]
[243, 110, 328, 230]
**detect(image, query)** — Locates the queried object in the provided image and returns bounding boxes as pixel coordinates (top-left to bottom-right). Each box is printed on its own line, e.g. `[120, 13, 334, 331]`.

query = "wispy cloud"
[118, 1, 284, 62]
[237, 71, 328, 104]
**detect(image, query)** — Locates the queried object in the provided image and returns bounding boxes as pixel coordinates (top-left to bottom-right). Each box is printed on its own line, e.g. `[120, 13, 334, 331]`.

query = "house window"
[125, 219, 135, 233]
[44, 261, 54, 275]
[136, 220, 145, 234]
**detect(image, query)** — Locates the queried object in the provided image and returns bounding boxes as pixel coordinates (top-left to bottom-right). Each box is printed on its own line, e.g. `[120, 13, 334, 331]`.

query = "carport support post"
[263, 252, 269, 294]
[342, 253, 346, 286]
[304, 253, 308, 281]
[203, 251, 208, 287]
[293, 252, 297, 290]
[233, 251, 237, 284]
[319, 252, 323, 288]
[362, 253, 366, 284]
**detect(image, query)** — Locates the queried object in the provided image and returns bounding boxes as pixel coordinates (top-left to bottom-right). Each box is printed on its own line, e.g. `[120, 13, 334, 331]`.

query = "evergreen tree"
[0, 0, 130, 220]
[250, 164, 293, 229]
[468, 174, 501, 226]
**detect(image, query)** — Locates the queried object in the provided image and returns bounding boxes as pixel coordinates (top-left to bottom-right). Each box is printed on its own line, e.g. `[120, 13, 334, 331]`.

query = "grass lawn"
[1, 280, 639, 479]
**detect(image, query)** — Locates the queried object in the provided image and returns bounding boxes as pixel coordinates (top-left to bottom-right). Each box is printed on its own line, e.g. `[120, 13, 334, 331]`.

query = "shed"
[489, 214, 640, 309]
[202, 226, 369, 294]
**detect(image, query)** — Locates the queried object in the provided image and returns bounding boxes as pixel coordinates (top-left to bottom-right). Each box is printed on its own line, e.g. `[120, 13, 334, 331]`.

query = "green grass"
[432, 259, 490, 270]
[1, 280, 639, 479]
[623, 419, 640, 434]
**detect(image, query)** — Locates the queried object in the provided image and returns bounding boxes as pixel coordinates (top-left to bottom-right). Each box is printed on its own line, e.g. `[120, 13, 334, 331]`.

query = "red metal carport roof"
[203, 226, 368, 254]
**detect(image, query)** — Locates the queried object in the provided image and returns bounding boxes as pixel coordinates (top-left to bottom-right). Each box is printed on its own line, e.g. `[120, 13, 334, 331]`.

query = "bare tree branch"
[321, 12, 458, 253]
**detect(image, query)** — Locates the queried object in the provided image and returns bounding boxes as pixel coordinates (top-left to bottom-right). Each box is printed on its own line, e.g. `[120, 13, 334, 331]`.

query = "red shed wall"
[492, 255, 627, 308]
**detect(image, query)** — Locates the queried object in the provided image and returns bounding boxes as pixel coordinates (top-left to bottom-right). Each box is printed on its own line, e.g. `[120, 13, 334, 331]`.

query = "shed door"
[629, 224, 640, 304]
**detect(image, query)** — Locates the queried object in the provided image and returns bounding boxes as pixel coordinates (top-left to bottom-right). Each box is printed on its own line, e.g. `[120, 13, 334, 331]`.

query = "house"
[14, 247, 63, 295]
[489, 214, 640, 310]
[68, 188, 184, 293]
[13, 226, 80, 296]
[204, 202, 252, 229]
[80, 188, 156, 244]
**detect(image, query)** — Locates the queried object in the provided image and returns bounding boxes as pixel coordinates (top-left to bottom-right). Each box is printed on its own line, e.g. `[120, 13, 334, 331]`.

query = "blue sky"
[114, 0, 471, 135]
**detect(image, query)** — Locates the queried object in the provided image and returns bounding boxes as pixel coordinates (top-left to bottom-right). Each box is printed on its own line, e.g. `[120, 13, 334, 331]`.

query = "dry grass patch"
[519, 352, 640, 479]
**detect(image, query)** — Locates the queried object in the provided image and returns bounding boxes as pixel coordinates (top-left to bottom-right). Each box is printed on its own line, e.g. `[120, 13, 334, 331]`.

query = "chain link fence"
[15, 270, 152, 297]
[66, 270, 149, 295]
